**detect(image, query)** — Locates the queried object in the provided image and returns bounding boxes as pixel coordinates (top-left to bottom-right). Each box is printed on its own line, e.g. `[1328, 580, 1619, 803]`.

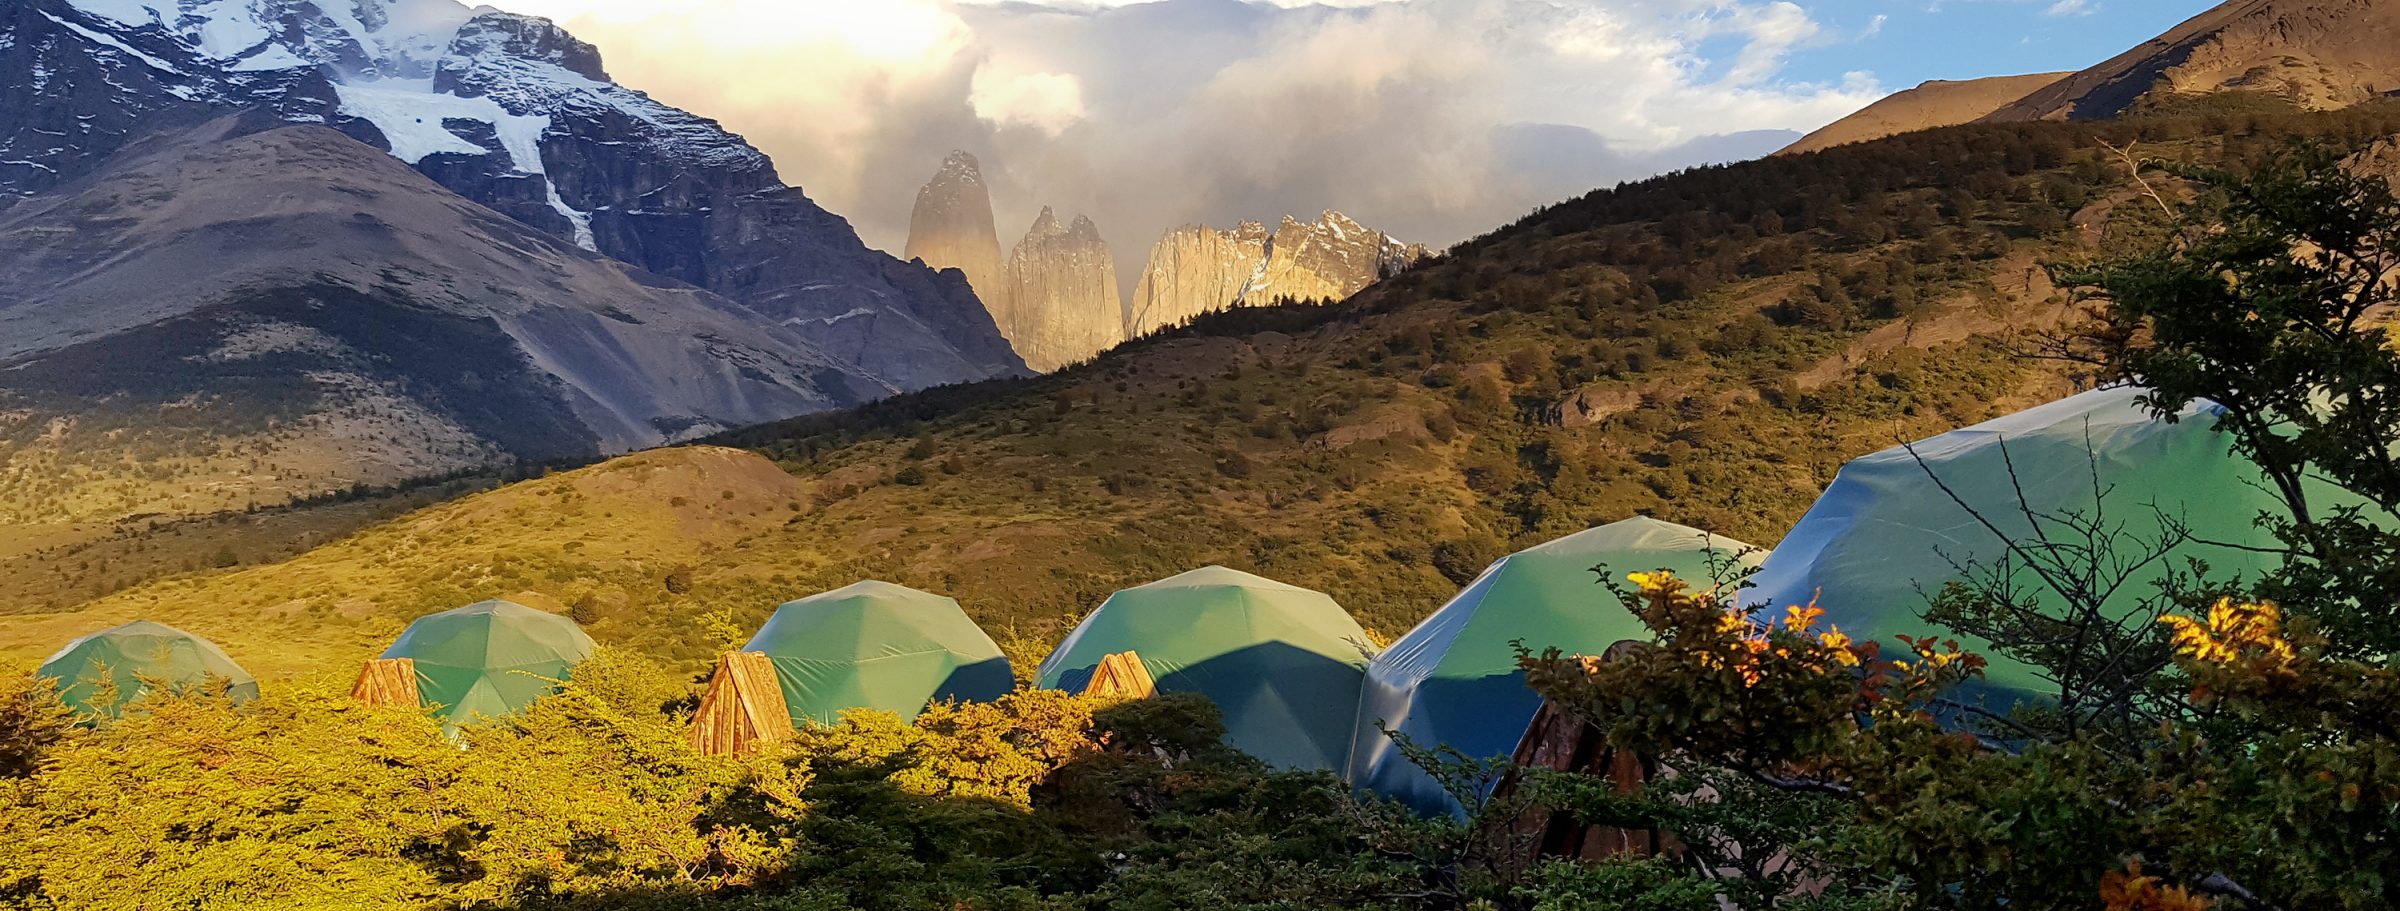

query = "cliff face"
[1984, 0, 2400, 122]
[1000, 209, 1126, 372]
[1127, 221, 1272, 336]
[1128, 211, 1425, 336]
[905, 151, 1009, 317]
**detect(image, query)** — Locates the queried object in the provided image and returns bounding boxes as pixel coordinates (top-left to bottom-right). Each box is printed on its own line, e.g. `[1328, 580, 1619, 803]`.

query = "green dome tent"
[742, 580, 1013, 725]
[1351, 517, 1764, 814]
[38, 621, 259, 719]
[379, 599, 595, 733]
[1036, 566, 1375, 772]
[1741, 385, 2367, 703]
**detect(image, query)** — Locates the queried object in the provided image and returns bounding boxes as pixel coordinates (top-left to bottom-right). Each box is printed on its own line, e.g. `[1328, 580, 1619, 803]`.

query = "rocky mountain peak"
[935, 149, 985, 185]
[999, 207, 1124, 372]
[905, 147, 1009, 340]
[439, 10, 609, 84]
[1026, 206, 1063, 237]
[7, 0, 1026, 391]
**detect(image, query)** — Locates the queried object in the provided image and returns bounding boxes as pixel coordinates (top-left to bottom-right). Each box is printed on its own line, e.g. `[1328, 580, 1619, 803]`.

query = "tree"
[2050, 141, 2400, 657]
[1514, 143, 2400, 910]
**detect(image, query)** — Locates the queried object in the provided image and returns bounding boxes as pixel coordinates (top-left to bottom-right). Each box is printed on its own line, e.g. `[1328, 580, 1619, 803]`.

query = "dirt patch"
[1795, 252, 2079, 390]
[1317, 403, 1431, 449]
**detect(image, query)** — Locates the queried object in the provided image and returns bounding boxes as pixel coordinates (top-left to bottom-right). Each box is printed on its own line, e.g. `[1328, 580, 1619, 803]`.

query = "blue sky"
[1779, 0, 2214, 88]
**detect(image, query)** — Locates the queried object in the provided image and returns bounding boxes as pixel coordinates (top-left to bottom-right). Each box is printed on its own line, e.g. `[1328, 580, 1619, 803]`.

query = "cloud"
[2043, 0, 2095, 16]
[497, 0, 1884, 289]
[970, 68, 1088, 136]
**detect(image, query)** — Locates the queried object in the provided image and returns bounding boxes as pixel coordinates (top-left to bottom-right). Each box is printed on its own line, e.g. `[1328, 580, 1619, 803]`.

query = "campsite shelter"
[1741, 384, 2355, 702]
[38, 620, 259, 719]
[742, 580, 1013, 725]
[1351, 517, 1763, 814]
[1036, 566, 1375, 772]
[378, 599, 595, 733]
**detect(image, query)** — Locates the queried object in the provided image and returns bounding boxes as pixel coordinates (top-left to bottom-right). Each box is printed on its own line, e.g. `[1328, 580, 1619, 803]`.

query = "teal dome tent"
[380, 599, 595, 733]
[1036, 566, 1375, 772]
[38, 621, 259, 719]
[1741, 385, 2374, 704]
[1351, 517, 1763, 814]
[743, 580, 1013, 725]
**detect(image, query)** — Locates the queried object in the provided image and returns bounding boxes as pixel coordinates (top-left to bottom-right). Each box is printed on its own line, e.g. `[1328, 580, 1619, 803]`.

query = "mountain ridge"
[1779, 73, 2073, 155]
[2, 0, 1025, 391]
[1983, 0, 2400, 122]
[0, 115, 888, 527]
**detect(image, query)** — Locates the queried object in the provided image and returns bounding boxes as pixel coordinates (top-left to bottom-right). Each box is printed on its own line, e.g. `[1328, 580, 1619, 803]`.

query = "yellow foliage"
[2100, 860, 2214, 911]
[2160, 599, 2296, 667]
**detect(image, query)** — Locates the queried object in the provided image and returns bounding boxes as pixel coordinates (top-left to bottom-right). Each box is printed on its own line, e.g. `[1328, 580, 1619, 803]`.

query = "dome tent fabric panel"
[1351, 517, 1763, 815]
[1035, 566, 1376, 772]
[38, 620, 259, 719]
[743, 580, 1012, 725]
[380, 599, 596, 732]
[1741, 384, 2366, 701]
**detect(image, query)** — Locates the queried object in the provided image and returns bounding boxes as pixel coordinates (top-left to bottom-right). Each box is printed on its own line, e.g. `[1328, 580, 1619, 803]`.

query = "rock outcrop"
[1128, 212, 1425, 336]
[1778, 73, 2072, 155]
[905, 151, 1009, 316]
[1983, 0, 2400, 122]
[998, 208, 1125, 372]
[2, 0, 1025, 390]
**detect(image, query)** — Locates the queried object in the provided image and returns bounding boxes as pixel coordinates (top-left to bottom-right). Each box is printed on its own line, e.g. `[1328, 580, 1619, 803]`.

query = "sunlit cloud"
[480, 0, 1885, 275]
[970, 69, 1089, 136]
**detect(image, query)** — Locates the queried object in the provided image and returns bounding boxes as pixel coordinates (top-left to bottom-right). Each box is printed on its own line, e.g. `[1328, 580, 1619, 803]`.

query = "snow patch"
[230, 43, 309, 71]
[64, 0, 169, 28]
[333, 79, 548, 169]
[545, 178, 596, 251]
[190, 1, 271, 58]
[788, 308, 876, 326]
[41, 11, 193, 79]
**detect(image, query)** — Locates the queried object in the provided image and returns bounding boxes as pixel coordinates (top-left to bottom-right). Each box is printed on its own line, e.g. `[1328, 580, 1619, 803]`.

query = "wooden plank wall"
[1491, 641, 1677, 872]
[1080, 650, 1157, 700]
[351, 657, 421, 709]
[690, 651, 796, 757]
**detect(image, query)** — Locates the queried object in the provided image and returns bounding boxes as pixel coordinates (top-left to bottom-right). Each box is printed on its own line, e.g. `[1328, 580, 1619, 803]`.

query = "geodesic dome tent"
[742, 580, 1013, 725]
[1740, 384, 2357, 702]
[1350, 517, 1763, 814]
[38, 620, 259, 719]
[379, 599, 595, 733]
[1036, 566, 1376, 772]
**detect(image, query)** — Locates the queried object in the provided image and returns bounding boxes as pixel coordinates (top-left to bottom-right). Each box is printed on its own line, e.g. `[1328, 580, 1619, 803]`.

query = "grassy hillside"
[10, 98, 2399, 678]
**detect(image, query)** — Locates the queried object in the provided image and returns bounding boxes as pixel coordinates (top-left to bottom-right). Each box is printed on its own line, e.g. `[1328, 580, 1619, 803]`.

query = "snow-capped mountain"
[1, 0, 1025, 389]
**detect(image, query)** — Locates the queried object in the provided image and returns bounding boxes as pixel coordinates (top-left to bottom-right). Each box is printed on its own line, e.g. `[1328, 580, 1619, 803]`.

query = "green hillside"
[9, 98, 2399, 679]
